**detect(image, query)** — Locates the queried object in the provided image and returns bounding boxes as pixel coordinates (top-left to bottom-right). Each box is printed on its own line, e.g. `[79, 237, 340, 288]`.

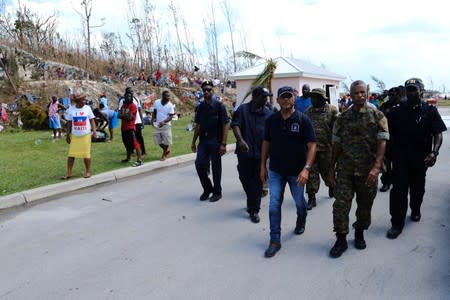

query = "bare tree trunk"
[168, 0, 185, 72]
[221, 0, 236, 73]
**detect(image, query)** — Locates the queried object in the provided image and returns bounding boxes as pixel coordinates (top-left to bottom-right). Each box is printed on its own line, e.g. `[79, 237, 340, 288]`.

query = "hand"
[297, 169, 309, 186]
[424, 152, 437, 167]
[92, 132, 97, 140]
[219, 144, 226, 156]
[366, 165, 380, 187]
[237, 140, 250, 152]
[260, 166, 268, 183]
[191, 143, 197, 153]
[158, 121, 164, 128]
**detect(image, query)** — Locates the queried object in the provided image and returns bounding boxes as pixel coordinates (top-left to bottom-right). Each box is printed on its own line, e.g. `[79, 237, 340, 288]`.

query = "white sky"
[4, 0, 450, 92]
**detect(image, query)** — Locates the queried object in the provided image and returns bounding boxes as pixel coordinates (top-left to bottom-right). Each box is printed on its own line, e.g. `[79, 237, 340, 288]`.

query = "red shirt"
[120, 102, 137, 131]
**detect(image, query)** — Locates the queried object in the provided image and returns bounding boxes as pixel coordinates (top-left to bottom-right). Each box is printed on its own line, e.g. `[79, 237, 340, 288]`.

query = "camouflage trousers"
[332, 172, 377, 234]
[306, 151, 332, 195]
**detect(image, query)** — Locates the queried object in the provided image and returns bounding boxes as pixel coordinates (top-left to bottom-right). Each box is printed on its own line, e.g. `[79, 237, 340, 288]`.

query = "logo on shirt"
[291, 123, 300, 133]
[73, 116, 87, 127]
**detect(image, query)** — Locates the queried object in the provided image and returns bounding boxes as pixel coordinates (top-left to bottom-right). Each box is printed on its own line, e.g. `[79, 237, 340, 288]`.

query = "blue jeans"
[268, 170, 307, 242]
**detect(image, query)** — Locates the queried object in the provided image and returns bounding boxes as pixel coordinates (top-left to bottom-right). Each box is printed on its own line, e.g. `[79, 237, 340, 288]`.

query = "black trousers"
[195, 141, 222, 195]
[136, 123, 146, 155]
[389, 157, 426, 228]
[237, 154, 262, 214]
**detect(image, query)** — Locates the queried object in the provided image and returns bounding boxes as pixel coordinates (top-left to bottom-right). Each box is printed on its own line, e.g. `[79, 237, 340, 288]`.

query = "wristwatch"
[304, 164, 311, 170]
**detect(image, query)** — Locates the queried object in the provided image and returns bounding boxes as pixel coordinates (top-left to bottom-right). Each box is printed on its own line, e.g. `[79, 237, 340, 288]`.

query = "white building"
[230, 56, 346, 106]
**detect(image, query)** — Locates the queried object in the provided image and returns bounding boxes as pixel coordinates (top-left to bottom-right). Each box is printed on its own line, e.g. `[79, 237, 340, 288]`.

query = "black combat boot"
[307, 194, 316, 210]
[328, 186, 335, 198]
[354, 228, 366, 249]
[329, 233, 348, 258]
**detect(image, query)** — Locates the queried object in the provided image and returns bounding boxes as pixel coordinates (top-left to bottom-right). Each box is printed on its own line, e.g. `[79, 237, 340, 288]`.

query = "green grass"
[437, 100, 450, 106]
[0, 115, 236, 196]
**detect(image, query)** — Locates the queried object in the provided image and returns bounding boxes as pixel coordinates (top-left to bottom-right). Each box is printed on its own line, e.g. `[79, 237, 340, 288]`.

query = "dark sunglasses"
[203, 88, 213, 92]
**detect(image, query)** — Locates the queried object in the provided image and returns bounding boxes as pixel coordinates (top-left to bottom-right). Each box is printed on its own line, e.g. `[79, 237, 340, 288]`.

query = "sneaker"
[294, 222, 305, 235]
[132, 160, 143, 167]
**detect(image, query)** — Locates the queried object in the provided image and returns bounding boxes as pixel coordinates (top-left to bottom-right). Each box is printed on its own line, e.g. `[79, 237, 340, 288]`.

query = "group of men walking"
[190, 78, 446, 258]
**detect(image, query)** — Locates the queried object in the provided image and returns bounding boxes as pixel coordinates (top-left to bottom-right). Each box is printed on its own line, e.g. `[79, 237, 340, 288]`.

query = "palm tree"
[236, 51, 277, 106]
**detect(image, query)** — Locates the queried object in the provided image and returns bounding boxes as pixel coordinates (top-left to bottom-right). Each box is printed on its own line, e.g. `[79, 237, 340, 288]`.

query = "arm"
[328, 142, 342, 187]
[219, 122, 229, 155]
[66, 120, 72, 144]
[159, 113, 174, 128]
[232, 125, 249, 152]
[366, 139, 386, 187]
[90, 118, 97, 138]
[424, 132, 443, 167]
[297, 142, 317, 185]
[260, 140, 270, 183]
[191, 123, 200, 153]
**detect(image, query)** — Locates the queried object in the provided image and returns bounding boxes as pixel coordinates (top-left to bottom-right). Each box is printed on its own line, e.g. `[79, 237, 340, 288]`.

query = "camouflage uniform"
[332, 102, 389, 234]
[305, 103, 338, 194]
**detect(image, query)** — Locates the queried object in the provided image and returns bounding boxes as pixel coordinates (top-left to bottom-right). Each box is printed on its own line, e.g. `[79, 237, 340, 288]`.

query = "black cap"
[252, 87, 273, 97]
[277, 86, 295, 97]
[201, 80, 213, 88]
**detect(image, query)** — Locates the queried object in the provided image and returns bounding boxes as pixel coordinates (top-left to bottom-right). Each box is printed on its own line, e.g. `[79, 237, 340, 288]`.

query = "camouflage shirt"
[332, 102, 389, 176]
[305, 103, 339, 152]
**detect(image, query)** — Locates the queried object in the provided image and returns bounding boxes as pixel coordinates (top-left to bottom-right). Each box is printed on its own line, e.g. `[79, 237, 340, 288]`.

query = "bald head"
[302, 84, 310, 97]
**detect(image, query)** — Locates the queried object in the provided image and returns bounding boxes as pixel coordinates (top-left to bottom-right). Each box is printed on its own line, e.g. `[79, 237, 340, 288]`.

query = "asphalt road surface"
[0, 132, 449, 299]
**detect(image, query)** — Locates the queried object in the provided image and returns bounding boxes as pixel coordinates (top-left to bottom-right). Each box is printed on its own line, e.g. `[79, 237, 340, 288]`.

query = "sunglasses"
[203, 88, 213, 92]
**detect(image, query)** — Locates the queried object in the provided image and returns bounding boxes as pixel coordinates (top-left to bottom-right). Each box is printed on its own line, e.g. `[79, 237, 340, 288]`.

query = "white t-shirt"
[118, 97, 142, 124]
[67, 105, 95, 136]
[152, 99, 175, 128]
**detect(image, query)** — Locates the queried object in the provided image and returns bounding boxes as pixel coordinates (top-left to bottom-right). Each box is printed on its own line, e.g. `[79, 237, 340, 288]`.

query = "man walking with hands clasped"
[232, 87, 272, 223]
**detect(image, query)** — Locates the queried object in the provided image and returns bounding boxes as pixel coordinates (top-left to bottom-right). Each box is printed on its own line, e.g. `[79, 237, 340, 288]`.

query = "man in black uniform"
[232, 87, 272, 223]
[386, 78, 447, 239]
[379, 86, 403, 192]
[191, 81, 229, 202]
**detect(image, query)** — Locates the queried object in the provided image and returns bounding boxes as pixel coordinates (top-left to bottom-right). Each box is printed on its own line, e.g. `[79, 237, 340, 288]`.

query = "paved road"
[0, 133, 448, 299]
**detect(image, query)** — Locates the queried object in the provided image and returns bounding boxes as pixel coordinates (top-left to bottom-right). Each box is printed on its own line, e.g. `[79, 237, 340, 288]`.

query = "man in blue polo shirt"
[232, 87, 273, 223]
[294, 84, 312, 113]
[191, 80, 229, 202]
[260, 86, 317, 258]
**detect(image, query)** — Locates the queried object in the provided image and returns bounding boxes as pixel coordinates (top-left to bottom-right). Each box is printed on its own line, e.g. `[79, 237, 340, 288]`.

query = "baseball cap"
[277, 86, 295, 97]
[252, 87, 273, 97]
[405, 78, 424, 90]
[201, 80, 213, 88]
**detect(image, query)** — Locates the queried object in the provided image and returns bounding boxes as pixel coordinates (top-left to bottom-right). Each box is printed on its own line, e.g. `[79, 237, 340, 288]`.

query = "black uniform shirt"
[264, 111, 316, 176]
[388, 101, 447, 161]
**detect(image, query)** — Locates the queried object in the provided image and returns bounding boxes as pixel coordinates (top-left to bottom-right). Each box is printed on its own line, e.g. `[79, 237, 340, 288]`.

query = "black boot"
[264, 241, 281, 258]
[329, 233, 348, 258]
[328, 186, 335, 198]
[307, 194, 316, 210]
[354, 229, 366, 249]
[379, 184, 391, 192]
